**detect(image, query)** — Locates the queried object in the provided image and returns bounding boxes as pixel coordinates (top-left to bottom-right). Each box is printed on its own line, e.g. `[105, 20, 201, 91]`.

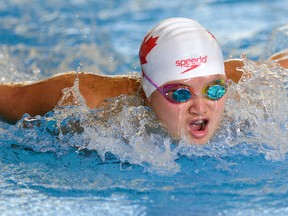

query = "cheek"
[210, 96, 227, 122]
[149, 93, 183, 136]
[151, 96, 178, 122]
[218, 96, 227, 113]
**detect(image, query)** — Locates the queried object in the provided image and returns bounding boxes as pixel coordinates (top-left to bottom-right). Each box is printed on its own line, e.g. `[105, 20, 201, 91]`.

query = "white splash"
[1, 59, 287, 175]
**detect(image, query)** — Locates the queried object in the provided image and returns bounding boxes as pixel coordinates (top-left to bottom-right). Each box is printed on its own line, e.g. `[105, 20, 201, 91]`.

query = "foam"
[0, 60, 287, 175]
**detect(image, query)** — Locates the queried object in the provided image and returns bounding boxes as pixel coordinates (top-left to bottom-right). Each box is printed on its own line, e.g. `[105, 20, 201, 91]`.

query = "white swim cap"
[139, 17, 225, 97]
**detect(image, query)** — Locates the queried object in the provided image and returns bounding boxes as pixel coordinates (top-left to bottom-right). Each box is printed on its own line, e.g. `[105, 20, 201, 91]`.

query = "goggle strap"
[142, 70, 163, 94]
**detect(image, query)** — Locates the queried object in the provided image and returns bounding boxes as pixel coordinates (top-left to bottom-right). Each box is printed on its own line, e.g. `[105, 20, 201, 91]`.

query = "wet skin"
[149, 74, 227, 144]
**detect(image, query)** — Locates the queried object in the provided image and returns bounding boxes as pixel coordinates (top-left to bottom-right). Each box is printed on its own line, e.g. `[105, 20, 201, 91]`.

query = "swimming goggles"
[143, 72, 228, 103]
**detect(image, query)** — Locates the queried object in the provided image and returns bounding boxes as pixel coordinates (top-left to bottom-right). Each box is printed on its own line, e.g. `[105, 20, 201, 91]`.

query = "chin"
[186, 136, 210, 145]
[174, 131, 212, 145]
[192, 138, 210, 145]
[184, 127, 214, 145]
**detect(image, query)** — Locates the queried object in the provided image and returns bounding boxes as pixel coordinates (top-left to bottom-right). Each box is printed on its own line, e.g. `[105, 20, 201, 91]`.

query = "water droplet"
[240, 54, 247, 59]
[77, 61, 83, 73]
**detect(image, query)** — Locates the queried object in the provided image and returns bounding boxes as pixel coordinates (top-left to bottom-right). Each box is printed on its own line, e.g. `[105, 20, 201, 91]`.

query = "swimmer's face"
[149, 75, 227, 144]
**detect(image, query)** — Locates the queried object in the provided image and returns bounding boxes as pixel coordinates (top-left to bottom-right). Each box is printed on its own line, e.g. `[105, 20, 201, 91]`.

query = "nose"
[188, 96, 208, 116]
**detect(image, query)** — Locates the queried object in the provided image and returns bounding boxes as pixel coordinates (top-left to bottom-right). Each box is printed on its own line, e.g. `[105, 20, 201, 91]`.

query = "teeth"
[194, 120, 205, 125]
[191, 119, 207, 131]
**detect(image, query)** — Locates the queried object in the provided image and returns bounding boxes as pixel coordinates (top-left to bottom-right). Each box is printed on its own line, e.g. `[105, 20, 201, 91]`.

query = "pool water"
[1, 0, 288, 215]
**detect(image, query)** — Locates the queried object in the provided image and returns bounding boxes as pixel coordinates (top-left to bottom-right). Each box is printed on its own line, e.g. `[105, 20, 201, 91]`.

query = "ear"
[224, 59, 244, 83]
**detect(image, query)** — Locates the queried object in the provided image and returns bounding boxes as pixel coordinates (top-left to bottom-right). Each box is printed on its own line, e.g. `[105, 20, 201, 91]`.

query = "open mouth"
[190, 119, 209, 132]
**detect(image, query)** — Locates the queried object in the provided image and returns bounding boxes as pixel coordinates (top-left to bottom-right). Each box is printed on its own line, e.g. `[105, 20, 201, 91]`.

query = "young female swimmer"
[0, 18, 287, 144]
[139, 18, 229, 144]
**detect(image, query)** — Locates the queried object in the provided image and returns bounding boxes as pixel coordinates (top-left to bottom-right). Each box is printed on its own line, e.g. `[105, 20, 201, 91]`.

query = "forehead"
[163, 74, 226, 87]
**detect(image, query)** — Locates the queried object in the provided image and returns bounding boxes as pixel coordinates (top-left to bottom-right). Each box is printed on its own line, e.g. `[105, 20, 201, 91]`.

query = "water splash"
[220, 58, 288, 160]
[0, 59, 287, 175]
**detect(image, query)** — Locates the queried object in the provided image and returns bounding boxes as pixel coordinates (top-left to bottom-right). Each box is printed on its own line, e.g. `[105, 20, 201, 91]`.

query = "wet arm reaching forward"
[0, 72, 142, 123]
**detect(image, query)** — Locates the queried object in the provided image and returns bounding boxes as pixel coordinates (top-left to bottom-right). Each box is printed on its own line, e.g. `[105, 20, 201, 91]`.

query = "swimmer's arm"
[268, 49, 288, 68]
[0, 72, 142, 123]
[224, 59, 244, 83]
[224, 50, 288, 83]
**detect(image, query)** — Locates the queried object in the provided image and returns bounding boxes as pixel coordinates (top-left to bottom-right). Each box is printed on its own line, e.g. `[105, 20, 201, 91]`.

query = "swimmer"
[0, 18, 287, 144]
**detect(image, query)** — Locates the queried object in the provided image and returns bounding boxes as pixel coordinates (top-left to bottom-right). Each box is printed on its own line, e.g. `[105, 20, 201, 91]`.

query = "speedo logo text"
[175, 55, 208, 74]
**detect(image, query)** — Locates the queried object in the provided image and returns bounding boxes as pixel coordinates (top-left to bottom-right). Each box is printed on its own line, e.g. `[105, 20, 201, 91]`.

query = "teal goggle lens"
[172, 88, 192, 102]
[205, 84, 227, 100]
[203, 80, 227, 100]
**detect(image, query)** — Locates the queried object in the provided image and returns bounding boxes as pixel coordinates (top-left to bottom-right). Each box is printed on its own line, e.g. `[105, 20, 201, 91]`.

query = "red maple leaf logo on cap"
[139, 35, 159, 65]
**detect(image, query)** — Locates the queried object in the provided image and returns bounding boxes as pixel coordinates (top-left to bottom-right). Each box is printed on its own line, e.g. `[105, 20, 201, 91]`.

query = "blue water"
[1, 0, 288, 215]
